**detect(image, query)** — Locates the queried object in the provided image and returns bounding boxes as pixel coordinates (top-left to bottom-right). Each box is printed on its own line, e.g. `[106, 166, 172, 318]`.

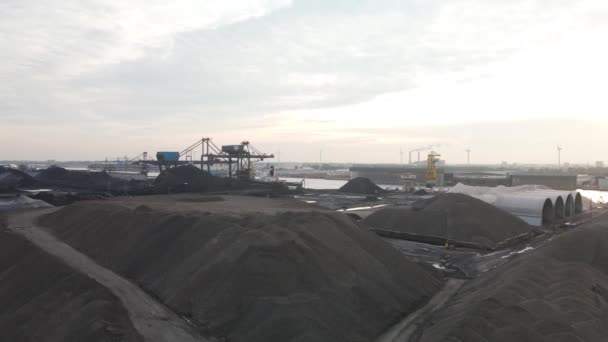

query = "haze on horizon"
[1, 0, 607, 165]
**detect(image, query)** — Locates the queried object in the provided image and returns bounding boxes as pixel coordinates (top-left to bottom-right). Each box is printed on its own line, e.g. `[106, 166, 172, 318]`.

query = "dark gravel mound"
[339, 177, 385, 194]
[154, 165, 223, 193]
[40, 202, 442, 342]
[36, 166, 114, 191]
[0, 166, 37, 191]
[31, 192, 110, 207]
[421, 216, 608, 342]
[0, 231, 142, 342]
[364, 193, 531, 249]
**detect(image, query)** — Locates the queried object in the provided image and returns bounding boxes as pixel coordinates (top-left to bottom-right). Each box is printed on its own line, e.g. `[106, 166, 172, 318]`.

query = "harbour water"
[279, 177, 400, 191]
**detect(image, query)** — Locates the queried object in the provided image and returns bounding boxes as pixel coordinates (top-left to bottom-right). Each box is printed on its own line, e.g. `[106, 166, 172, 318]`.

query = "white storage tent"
[450, 184, 586, 226]
[493, 194, 554, 226]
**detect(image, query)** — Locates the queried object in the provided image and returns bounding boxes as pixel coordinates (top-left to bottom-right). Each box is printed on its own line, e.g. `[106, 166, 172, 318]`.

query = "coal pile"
[339, 177, 385, 194]
[40, 202, 442, 342]
[0, 231, 142, 342]
[31, 192, 110, 207]
[0, 166, 37, 192]
[35, 166, 114, 191]
[154, 165, 223, 193]
[420, 217, 608, 342]
[0, 194, 52, 211]
[364, 193, 531, 249]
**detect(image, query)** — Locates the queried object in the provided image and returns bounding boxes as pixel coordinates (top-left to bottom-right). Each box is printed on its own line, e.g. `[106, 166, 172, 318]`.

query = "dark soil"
[0, 166, 37, 192]
[339, 177, 385, 195]
[40, 202, 442, 342]
[363, 193, 531, 249]
[35, 166, 114, 191]
[0, 229, 142, 342]
[421, 214, 608, 342]
[154, 165, 223, 193]
[31, 192, 110, 207]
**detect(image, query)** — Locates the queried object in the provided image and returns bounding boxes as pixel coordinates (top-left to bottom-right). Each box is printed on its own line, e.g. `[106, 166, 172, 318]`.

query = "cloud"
[1, 0, 608, 162]
[0, 0, 292, 123]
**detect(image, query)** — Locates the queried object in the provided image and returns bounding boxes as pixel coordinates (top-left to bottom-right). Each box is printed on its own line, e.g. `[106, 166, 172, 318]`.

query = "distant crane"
[426, 151, 441, 187]
[410, 144, 441, 165]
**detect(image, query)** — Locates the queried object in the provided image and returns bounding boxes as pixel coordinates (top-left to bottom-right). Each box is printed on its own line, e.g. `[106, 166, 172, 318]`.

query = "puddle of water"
[501, 246, 535, 259]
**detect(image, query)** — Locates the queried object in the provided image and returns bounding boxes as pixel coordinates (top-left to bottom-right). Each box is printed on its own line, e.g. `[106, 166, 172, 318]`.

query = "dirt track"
[7, 209, 207, 342]
[376, 278, 465, 342]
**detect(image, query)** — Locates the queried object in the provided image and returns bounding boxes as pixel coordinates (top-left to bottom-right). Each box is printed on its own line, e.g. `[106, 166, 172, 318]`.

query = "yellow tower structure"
[426, 151, 441, 185]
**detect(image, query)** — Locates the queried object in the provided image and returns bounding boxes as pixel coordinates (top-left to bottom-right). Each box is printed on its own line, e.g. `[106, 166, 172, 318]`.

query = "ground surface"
[0, 212, 143, 342]
[106, 193, 326, 214]
[8, 209, 205, 342]
[38, 195, 442, 342]
[364, 193, 532, 249]
[416, 211, 608, 342]
[376, 279, 466, 342]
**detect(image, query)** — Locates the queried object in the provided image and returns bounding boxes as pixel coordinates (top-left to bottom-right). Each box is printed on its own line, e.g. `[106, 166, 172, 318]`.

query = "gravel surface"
[39, 197, 442, 342]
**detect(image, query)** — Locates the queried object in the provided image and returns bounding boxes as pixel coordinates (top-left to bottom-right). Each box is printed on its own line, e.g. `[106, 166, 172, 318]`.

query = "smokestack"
[418, 151, 420, 163]
[409, 151, 412, 164]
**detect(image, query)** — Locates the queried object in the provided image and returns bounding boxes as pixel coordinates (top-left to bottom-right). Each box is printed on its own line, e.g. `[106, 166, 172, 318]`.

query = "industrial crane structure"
[426, 151, 441, 187]
[140, 137, 274, 180]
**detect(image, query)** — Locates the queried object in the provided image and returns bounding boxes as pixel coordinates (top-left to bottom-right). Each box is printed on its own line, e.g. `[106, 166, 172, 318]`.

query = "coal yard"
[1, 150, 608, 342]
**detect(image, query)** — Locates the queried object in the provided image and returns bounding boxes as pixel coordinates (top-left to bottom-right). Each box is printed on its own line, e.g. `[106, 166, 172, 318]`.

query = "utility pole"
[466, 149, 471, 165]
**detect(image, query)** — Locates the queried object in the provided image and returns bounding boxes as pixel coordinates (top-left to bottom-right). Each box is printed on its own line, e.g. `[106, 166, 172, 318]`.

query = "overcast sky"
[1, 0, 607, 164]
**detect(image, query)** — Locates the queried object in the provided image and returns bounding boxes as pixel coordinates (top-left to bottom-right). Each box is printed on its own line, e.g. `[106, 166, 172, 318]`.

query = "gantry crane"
[137, 137, 274, 180]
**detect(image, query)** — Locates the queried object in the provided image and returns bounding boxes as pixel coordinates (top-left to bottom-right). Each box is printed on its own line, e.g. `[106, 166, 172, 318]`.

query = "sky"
[1, 0, 608, 164]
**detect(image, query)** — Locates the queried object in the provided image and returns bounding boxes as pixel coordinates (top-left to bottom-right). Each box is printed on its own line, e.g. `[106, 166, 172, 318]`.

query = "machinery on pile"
[140, 138, 274, 181]
[426, 151, 441, 187]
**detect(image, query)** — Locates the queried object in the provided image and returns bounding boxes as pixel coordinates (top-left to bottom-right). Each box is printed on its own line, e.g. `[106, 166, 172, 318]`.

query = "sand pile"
[0, 231, 141, 341]
[339, 177, 385, 194]
[36, 166, 114, 191]
[154, 165, 222, 193]
[40, 202, 442, 342]
[0, 166, 37, 191]
[364, 193, 531, 249]
[421, 217, 608, 342]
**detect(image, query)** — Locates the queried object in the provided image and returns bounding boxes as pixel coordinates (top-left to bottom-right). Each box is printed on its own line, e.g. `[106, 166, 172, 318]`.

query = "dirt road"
[7, 209, 207, 342]
[375, 278, 465, 342]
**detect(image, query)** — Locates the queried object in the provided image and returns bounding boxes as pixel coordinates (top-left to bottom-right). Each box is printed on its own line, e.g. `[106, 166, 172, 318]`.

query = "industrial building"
[510, 173, 577, 190]
[349, 166, 447, 186]
[349, 165, 578, 191]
